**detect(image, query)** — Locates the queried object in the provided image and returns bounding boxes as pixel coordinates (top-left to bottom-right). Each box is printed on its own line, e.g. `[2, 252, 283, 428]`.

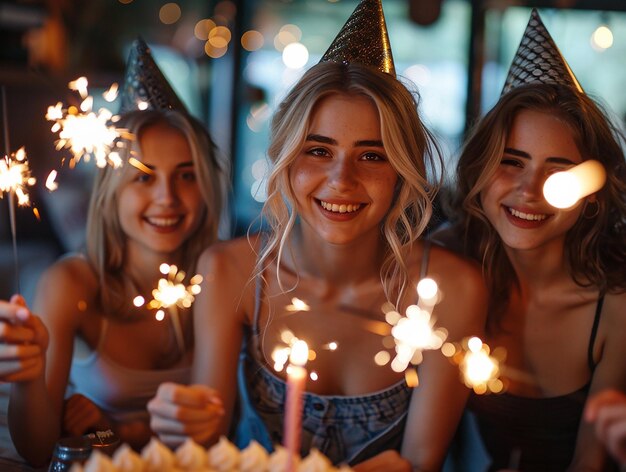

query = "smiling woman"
[146, 3, 487, 470]
[440, 9, 626, 471]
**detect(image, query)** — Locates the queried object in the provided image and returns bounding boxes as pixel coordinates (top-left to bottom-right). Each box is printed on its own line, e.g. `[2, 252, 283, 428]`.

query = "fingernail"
[16, 308, 30, 320]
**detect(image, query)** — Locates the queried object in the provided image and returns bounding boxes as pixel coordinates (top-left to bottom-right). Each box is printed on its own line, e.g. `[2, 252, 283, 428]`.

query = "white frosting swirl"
[239, 440, 269, 472]
[207, 436, 240, 472]
[268, 445, 299, 472]
[84, 450, 116, 472]
[176, 437, 208, 470]
[141, 436, 176, 472]
[298, 449, 332, 472]
[112, 443, 144, 472]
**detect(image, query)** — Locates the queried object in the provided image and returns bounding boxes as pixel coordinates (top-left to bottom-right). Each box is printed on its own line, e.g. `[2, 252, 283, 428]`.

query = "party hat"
[501, 9, 583, 95]
[320, 0, 395, 77]
[119, 37, 188, 113]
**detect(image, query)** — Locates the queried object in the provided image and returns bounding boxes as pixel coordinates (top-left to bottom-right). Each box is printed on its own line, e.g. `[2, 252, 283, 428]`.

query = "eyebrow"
[503, 147, 577, 166]
[306, 134, 384, 148]
[129, 158, 194, 174]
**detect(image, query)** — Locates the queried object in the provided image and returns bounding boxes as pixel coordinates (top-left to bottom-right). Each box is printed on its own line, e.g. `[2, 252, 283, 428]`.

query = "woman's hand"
[585, 389, 626, 465]
[147, 382, 224, 448]
[63, 393, 113, 437]
[0, 295, 49, 382]
[353, 450, 412, 472]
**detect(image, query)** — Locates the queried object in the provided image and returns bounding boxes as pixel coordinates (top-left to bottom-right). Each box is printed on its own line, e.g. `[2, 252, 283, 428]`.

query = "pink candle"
[283, 339, 308, 472]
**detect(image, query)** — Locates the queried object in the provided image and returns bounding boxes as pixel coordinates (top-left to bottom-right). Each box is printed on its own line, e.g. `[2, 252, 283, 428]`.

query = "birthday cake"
[70, 436, 353, 472]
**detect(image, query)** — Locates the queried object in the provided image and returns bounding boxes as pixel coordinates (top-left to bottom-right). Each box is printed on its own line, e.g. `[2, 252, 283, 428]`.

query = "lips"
[506, 207, 548, 221]
[319, 200, 362, 214]
[503, 205, 552, 228]
[144, 216, 184, 229]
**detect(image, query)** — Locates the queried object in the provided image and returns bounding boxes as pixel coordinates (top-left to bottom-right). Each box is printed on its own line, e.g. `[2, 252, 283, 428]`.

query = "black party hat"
[119, 38, 188, 114]
[502, 9, 583, 95]
[320, 0, 395, 77]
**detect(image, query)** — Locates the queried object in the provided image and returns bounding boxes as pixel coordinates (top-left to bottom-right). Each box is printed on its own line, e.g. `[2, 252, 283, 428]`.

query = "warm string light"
[46, 78, 121, 172]
[134, 263, 203, 354]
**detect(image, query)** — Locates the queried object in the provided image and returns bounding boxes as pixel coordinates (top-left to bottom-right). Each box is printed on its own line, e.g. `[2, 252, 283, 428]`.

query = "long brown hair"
[454, 83, 626, 323]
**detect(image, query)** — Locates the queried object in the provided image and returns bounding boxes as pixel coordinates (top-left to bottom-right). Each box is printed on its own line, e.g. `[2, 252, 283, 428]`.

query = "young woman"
[448, 82, 626, 470]
[147, 60, 487, 471]
[0, 108, 225, 467]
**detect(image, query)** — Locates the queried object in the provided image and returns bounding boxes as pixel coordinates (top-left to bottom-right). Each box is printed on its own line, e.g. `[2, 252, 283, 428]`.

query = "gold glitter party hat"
[320, 0, 395, 77]
[119, 38, 189, 114]
[502, 9, 583, 95]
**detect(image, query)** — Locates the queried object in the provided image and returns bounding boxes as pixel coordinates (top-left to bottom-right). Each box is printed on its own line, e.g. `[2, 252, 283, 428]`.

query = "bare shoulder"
[34, 255, 98, 325]
[417, 241, 487, 336]
[601, 292, 626, 330]
[427, 241, 484, 290]
[198, 234, 260, 278]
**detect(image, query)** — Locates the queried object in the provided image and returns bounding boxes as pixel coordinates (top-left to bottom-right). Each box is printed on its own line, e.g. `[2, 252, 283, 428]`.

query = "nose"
[517, 168, 545, 200]
[328, 156, 358, 192]
[153, 176, 178, 206]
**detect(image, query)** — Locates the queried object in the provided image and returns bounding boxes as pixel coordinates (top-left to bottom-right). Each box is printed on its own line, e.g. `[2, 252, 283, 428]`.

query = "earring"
[583, 200, 599, 219]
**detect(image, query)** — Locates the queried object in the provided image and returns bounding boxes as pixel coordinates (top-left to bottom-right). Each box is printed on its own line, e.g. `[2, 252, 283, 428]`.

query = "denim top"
[233, 242, 432, 465]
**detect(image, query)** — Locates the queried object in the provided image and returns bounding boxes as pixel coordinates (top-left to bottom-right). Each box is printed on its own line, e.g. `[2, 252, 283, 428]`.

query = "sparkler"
[134, 263, 202, 354]
[442, 337, 505, 394]
[384, 277, 447, 374]
[46, 77, 121, 170]
[1, 87, 36, 293]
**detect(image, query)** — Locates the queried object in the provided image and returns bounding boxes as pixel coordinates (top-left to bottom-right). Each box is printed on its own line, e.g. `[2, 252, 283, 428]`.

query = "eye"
[500, 157, 523, 168]
[179, 170, 197, 182]
[360, 152, 386, 162]
[306, 147, 330, 158]
[134, 172, 152, 183]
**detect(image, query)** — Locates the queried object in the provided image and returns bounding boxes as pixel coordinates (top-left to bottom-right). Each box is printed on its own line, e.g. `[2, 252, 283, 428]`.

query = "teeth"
[146, 217, 181, 227]
[320, 200, 362, 213]
[508, 207, 547, 221]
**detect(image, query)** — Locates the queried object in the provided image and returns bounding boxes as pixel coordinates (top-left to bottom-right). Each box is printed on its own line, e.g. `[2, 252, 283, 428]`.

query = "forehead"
[308, 94, 380, 134]
[136, 121, 192, 166]
[507, 109, 581, 158]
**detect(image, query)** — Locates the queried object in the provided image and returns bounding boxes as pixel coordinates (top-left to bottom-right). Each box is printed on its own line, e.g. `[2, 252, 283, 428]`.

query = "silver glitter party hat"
[320, 0, 395, 77]
[119, 38, 188, 114]
[502, 9, 583, 95]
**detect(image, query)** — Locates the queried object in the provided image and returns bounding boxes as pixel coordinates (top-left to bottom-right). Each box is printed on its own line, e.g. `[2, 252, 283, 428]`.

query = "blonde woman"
[148, 60, 486, 471]
[0, 109, 226, 466]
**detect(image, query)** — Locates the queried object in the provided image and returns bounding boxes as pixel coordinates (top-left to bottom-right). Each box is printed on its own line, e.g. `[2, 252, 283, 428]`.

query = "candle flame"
[289, 339, 309, 367]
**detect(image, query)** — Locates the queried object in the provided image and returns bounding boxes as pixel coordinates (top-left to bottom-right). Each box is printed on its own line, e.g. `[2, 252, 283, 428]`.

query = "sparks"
[384, 279, 447, 373]
[147, 264, 203, 311]
[0, 147, 36, 206]
[47, 78, 121, 169]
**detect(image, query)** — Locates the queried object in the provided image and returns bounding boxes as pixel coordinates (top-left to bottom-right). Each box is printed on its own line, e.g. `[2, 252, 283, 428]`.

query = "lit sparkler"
[135, 263, 203, 353]
[442, 336, 505, 394]
[384, 278, 447, 374]
[0, 147, 36, 206]
[46, 78, 121, 169]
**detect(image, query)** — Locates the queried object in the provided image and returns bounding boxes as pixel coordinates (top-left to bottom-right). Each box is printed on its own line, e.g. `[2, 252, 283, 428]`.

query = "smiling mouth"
[506, 207, 548, 221]
[145, 216, 184, 228]
[319, 200, 363, 214]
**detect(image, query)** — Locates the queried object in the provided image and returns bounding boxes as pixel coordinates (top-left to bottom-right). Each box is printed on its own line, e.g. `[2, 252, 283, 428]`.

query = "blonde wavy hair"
[255, 62, 442, 306]
[86, 109, 226, 317]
